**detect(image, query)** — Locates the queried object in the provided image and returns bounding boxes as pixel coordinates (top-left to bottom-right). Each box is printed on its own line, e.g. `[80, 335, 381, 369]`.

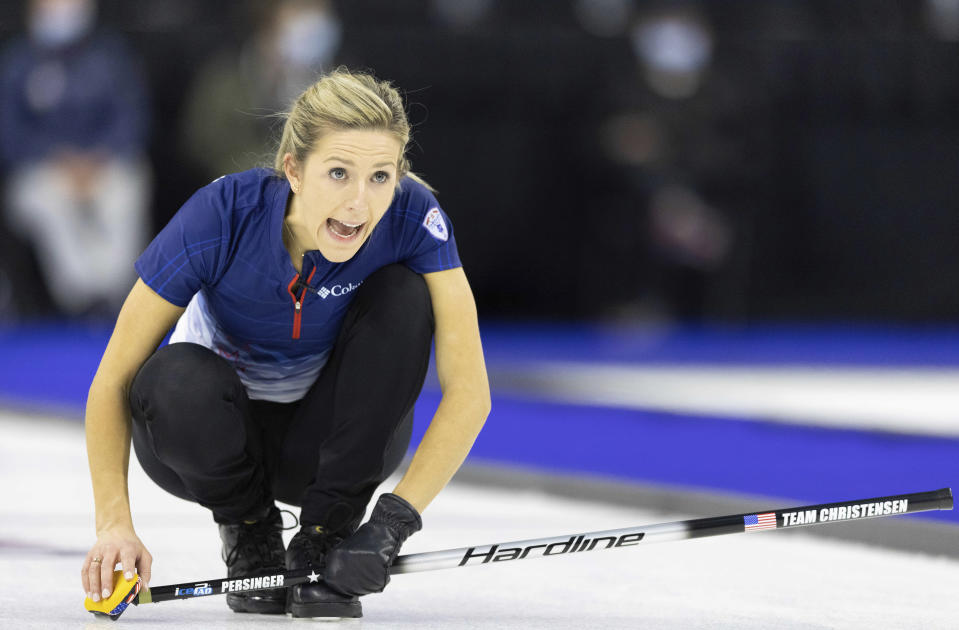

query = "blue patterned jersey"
[135, 168, 460, 402]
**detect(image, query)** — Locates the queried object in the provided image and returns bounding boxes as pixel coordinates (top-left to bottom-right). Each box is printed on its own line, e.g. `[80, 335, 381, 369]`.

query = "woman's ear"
[283, 153, 301, 193]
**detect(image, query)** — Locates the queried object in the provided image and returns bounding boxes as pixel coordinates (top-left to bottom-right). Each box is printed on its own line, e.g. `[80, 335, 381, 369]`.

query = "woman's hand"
[323, 493, 421, 596]
[81, 527, 152, 602]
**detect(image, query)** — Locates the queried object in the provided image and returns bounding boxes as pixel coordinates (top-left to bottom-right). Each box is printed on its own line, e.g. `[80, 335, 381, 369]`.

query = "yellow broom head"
[84, 570, 141, 620]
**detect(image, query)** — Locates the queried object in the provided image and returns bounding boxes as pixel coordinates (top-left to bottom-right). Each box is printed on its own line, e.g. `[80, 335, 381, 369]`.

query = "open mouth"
[326, 218, 366, 242]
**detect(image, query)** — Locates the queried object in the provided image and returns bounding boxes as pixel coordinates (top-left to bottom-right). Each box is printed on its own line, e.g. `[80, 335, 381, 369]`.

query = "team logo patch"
[423, 208, 449, 242]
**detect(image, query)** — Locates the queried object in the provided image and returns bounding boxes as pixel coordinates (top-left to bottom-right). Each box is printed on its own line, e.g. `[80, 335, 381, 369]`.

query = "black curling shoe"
[218, 506, 287, 614]
[286, 525, 362, 618]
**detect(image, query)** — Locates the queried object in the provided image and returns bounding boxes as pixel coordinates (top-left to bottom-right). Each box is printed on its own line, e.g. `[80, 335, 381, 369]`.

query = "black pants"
[129, 265, 433, 533]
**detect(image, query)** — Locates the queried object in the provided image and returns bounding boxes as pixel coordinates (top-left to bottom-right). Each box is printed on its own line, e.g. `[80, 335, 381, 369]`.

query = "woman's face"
[285, 129, 402, 263]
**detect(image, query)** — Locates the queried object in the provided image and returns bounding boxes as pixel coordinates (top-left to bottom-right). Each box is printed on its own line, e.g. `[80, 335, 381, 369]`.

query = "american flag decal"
[744, 512, 777, 532]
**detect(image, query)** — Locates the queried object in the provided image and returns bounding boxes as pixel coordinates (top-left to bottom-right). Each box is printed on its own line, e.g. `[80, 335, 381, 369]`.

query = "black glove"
[322, 493, 422, 596]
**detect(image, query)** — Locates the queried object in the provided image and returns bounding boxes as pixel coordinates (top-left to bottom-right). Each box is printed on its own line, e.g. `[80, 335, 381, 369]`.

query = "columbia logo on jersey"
[318, 281, 362, 299]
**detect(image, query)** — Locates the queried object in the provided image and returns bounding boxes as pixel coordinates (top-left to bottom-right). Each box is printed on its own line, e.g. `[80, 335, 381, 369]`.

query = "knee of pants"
[348, 264, 434, 338]
[129, 343, 249, 456]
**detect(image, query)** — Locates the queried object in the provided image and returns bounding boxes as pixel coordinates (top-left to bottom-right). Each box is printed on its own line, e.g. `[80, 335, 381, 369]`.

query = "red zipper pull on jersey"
[287, 273, 303, 339]
[286, 266, 318, 340]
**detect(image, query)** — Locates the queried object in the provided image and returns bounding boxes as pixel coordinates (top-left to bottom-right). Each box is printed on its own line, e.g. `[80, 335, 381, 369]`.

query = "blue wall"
[2, 320, 956, 526]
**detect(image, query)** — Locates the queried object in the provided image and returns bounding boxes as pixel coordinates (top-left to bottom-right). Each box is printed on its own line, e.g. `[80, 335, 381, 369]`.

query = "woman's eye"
[329, 168, 346, 180]
[372, 171, 390, 184]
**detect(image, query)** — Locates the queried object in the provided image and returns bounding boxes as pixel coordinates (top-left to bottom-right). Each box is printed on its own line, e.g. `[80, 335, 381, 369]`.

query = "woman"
[80, 68, 490, 619]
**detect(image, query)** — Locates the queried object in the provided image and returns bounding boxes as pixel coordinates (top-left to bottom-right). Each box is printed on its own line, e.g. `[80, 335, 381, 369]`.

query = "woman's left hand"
[323, 493, 422, 596]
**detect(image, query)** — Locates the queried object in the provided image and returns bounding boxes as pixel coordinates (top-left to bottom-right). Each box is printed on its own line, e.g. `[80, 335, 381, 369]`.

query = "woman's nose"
[346, 180, 369, 212]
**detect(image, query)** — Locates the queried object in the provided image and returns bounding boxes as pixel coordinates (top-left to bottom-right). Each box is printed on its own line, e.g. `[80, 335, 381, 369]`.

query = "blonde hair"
[274, 67, 433, 191]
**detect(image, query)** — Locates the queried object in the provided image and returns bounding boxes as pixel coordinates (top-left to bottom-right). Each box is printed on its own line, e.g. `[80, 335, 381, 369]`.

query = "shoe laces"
[290, 525, 339, 568]
[224, 508, 298, 570]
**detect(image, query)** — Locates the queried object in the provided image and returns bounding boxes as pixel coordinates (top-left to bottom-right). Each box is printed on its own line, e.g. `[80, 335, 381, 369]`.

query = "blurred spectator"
[586, 3, 757, 321]
[179, 0, 344, 180]
[630, 4, 713, 99]
[0, 0, 150, 317]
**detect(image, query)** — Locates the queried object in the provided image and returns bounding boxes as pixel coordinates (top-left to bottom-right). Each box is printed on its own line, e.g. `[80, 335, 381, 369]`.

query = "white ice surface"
[2, 411, 958, 630]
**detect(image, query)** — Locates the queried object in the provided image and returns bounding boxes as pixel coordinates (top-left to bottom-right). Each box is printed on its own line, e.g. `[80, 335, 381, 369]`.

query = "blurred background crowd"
[1, 0, 958, 324]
